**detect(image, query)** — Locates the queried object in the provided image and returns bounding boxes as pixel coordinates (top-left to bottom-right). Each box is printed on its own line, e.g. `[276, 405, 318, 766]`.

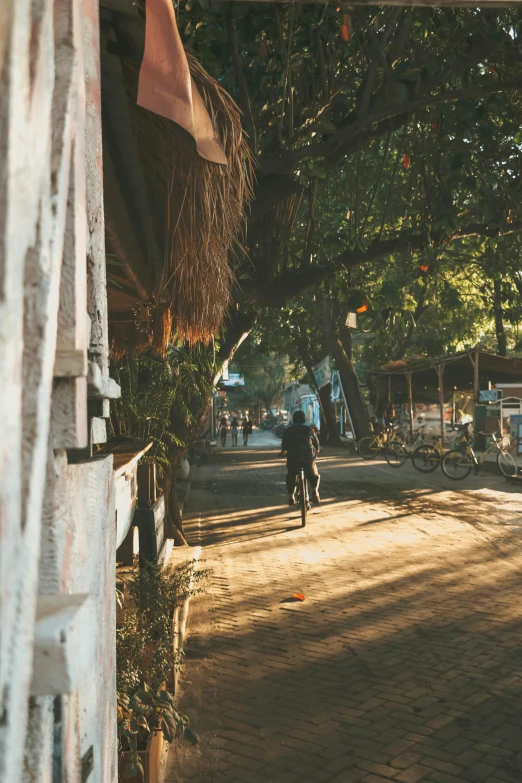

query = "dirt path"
[166, 431, 522, 783]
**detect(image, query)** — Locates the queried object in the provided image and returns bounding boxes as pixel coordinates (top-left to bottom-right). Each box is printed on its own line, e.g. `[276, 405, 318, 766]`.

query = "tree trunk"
[320, 297, 370, 440]
[318, 382, 342, 445]
[330, 335, 370, 440]
[493, 278, 507, 356]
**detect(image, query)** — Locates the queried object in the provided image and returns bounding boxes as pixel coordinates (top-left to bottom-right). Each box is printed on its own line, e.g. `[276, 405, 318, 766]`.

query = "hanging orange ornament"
[419, 264, 429, 272]
[403, 153, 411, 170]
[340, 14, 351, 42]
[356, 303, 369, 313]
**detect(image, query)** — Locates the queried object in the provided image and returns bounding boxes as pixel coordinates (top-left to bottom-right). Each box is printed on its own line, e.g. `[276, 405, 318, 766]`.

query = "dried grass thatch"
[117, 52, 255, 348]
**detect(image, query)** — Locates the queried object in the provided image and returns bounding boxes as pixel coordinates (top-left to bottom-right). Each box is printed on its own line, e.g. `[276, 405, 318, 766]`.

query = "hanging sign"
[479, 389, 502, 403]
[312, 357, 332, 389]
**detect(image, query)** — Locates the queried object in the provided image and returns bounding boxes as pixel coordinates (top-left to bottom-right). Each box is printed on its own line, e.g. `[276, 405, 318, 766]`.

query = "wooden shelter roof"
[370, 350, 522, 402]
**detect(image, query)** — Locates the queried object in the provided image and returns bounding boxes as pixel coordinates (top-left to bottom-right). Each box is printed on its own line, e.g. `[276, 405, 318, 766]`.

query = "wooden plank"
[51, 377, 89, 449]
[90, 416, 107, 444]
[54, 348, 88, 377]
[85, 0, 110, 378]
[56, 136, 88, 371]
[97, 440, 153, 478]
[87, 360, 121, 398]
[31, 594, 96, 696]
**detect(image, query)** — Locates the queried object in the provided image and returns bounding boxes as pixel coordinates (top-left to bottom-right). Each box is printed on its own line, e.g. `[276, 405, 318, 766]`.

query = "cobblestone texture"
[166, 432, 522, 783]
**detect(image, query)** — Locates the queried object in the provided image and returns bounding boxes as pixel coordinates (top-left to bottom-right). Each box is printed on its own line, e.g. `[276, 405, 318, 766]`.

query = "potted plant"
[118, 685, 198, 782]
[116, 560, 206, 781]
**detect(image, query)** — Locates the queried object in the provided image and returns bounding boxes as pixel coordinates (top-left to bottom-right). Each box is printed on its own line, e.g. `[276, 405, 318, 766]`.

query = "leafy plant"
[116, 560, 208, 779]
[110, 346, 216, 478]
[118, 685, 198, 780]
[117, 558, 209, 694]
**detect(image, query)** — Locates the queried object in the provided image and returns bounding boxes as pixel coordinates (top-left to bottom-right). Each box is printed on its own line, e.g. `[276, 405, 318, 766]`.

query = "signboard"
[479, 389, 502, 403]
[312, 356, 332, 389]
[220, 373, 245, 388]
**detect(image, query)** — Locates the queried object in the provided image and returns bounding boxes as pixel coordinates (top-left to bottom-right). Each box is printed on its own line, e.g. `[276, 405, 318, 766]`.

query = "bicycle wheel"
[412, 444, 441, 473]
[442, 449, 472, 480]
[384, 442, 408, 467]
[298, 471, 307, 527]
[357, 436, 379, 460]
[498, 450, 518, 478]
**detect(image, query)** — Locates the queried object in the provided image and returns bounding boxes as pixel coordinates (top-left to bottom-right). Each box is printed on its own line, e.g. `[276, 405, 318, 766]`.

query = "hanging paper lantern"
[403, 153, 411, 170]
[356, 303, 369, 313]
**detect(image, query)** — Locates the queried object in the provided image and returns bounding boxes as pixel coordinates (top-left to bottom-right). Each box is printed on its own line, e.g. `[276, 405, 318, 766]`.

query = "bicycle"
[410, 425, 472, 473]
[357, 424, 404, 460]
[384, 424, 427, 468]
[385, 423, 471, 471]
[442, 431, 518, 480]
[295, 467, 311, 527]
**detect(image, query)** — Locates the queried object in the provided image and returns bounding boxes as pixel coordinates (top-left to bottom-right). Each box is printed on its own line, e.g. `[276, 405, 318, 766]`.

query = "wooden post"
[474, 349, 480, 403]
[405, 373, 414, 441]
[436, 364, 445, 446]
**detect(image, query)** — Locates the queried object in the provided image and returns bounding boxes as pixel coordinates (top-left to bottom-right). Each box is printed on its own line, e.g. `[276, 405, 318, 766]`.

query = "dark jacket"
[281, 423, 319, 463]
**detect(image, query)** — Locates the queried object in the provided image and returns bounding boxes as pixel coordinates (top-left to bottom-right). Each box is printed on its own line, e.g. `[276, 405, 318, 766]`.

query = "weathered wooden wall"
[0, 1, 117, 781]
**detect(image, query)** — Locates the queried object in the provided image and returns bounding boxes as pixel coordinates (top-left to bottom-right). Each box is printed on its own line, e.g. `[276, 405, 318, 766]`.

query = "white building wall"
[0, 2, 117, 781]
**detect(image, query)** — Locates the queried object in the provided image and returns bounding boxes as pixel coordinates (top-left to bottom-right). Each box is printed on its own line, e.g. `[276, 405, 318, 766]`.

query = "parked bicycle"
[357, 424, 404, 460]
[385, 423, 471, 471]
[442, 431, 518, 480]
[384, 424, 427, 468]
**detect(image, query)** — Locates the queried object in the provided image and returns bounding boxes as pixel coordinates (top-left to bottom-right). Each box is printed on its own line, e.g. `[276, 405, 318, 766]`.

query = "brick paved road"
[166, 431, 522, 783]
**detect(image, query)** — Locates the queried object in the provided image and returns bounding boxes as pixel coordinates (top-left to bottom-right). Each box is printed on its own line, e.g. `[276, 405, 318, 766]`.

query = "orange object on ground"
[137, 0, 227, 164]
[292, 593, 306, 601]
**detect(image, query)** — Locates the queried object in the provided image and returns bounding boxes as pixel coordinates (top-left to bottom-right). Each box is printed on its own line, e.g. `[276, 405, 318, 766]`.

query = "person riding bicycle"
[280, 410, 320, 506]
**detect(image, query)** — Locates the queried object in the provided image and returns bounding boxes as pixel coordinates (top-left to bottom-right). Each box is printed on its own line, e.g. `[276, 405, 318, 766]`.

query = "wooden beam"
[54, 348, 88, 377]
[87, 361, 121, 399]
[474, 349, 480, 403]
[51, 378, 89, 449]
[31, 594, 95, 696]
[436, 364, 445, 447]
[405, 372, 414, 442]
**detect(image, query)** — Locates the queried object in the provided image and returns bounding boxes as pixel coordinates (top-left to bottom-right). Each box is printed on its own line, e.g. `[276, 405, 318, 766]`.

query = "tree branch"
[240, 221, 522, 307]
[260, 81, 522, 175]
[227, 13, 257, 153]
